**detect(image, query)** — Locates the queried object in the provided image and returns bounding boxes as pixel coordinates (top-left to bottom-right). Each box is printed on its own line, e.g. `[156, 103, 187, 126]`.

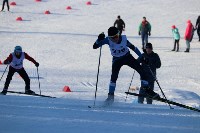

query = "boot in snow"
[1, 89, 7, 95]
[105, 93, 114, 105]
[143, 87, 160, 99]
[25, 90, 36, 95]
[184, 48, 189, 52]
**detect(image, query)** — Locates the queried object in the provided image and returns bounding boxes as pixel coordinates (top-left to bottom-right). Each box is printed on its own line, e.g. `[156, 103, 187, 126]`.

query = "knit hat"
[146, 43, 153, 49]
[108, 26, 119, 37]
[172, 25, 176, 29]
[14, 46, 22, 53]
[187, 20, 191, 23]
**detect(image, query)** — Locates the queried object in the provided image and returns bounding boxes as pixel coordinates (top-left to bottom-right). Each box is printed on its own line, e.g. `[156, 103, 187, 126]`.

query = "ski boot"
[143, 87, 160, 99]
[1, 89, 7, 95]
[104, 93, 114, 106]
[25, 90, 36, 95]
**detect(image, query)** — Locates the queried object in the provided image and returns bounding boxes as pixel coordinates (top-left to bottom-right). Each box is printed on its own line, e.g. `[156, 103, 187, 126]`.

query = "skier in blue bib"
[93, 26, 159, 102]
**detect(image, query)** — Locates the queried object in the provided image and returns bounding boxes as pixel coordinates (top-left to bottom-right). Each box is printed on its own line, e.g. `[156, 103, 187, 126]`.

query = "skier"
[171, 25, 180, 52]
[195, 15, 200, 41]
[93, 26, 159, 103]
[1, 0, 10, 12]
[184, 20, 193, 52]
[138, 17, 151, 49]
[137, 43, 161, 104]
[1, 46, 39, 95]
[114, 15, 125, 36]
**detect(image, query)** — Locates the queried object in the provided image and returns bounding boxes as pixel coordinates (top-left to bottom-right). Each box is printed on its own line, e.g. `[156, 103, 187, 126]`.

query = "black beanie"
[108, 26, 119, 37]
[146, 43, 153, 49]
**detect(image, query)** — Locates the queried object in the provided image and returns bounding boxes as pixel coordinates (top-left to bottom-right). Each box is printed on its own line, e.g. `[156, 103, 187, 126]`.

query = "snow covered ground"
[0, 0, 200, 133]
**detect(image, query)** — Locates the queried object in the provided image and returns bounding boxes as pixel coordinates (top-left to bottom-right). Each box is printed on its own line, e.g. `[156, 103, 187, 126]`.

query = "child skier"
[137, 43, 161, 104]
[1, 46, 39, 95]
[171, 25, 180, 52]
[93, 26, 159, 103]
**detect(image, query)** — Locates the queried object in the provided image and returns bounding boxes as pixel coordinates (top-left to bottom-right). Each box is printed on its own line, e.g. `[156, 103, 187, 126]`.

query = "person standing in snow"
[184, 20, 193, 52]
[1, 0, 10, 12]
[137, 43, 161, 104]
[195, 15, 200, 42]
[93, 26, 159, 103]
[1, 46, 39, 95]
[171, 25, 180, 52]
[114, 15, 125, 36]
[138, 17, 151, 49]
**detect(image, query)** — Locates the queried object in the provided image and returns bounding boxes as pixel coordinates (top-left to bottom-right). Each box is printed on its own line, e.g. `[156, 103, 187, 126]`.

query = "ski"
[125, 92, 200, 113]
[88, 100, 114, 108]
[88, 105, 106, 109]
[88, 104, 111, 109]
[6, 91, 56, 98]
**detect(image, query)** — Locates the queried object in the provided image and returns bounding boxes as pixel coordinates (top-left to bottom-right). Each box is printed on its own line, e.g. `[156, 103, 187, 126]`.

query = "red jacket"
[184, 22, 193, 40]
[4, 52, 37, 68]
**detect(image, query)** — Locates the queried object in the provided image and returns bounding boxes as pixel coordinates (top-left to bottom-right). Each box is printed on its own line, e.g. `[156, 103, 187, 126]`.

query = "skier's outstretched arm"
[93, 33, 109, 49]
[126, 40, 142, 57]
[3, 54, 13, 64]
[24, 52, 39, 67]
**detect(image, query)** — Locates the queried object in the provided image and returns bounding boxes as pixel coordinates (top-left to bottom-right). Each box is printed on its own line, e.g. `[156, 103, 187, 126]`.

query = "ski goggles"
[15, 51, 22, 55]
[108, 32, 120, 40]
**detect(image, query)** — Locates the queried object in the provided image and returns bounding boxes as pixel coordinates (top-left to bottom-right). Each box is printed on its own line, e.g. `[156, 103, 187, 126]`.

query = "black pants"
[197, 28, 200, 41]
[4, 66, 30, 91]
[1, 0, 9, 11]
[172, 39, 179, 51]
[118, 28, 123, 36]
[111, 53, 147, 83]
[138, 81, 155, 104]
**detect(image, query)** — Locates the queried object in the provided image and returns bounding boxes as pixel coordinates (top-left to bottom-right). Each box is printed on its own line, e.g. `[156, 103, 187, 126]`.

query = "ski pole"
[125, 70, 135, 102]
[36, 67, 41, 95]
[0, 64, 9, 82]
[93, 46, 102, 107]
[147, 65, 173, 109]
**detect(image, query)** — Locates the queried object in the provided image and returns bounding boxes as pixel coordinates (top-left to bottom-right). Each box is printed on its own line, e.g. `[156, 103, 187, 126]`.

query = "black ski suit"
[3, 52, 39, 91]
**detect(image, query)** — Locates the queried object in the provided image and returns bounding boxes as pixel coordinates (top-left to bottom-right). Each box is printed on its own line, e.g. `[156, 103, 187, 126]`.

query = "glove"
[98, 32, 105, 41]
[35, 62, 39, 67]
[93, 42, 98, 49]
[143, 48, 147, 53]
[138, 32, 141, 35]
[4, 60, 10, 65]
[149, 32, 151, 36]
